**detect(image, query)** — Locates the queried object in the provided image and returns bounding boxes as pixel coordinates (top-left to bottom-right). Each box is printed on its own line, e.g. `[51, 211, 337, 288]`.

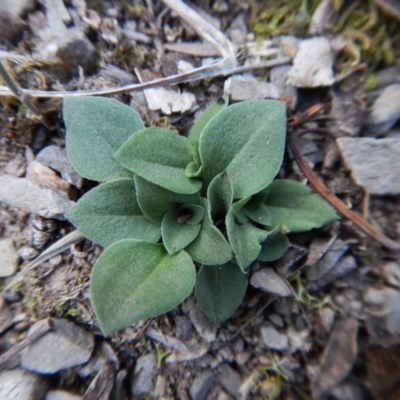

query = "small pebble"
[0, 238, 19, 277]
[260, 326, 289, 351]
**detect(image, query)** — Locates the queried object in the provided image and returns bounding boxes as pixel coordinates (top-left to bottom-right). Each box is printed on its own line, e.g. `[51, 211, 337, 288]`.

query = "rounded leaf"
[91, 240, 196, 334]
[264, 180, 338, 232]
[199, 100, 286, 199]
[64, 96, 144, 181]
[195, 263, 248, 324]
[115, 127, 202, 194]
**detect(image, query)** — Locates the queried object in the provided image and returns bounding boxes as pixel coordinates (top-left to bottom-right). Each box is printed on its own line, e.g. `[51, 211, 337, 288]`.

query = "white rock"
[0, 0, 35, 17]
[27, 161, 71, 193]
[260, 326, 289, 351]
[224, 75, 279, 101]
[0, 238, 19, 277]
[288, 37, 335, 87]
[337, 137, 400, 195]
[0, 368, 48, 400]
[309, 0, 339, 35]
[130, 354, 156, 396]
[21, 318, 95, 374]
[250, 268, 293, 297]
[364, 84, 400, 136]
[144, 87, 196, 115]
[383, 262, 400, 288]
[0, 175, 74, 219]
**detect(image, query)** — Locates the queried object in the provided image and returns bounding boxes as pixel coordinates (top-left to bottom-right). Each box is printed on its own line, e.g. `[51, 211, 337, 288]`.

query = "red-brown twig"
[288, 134, 400, 252]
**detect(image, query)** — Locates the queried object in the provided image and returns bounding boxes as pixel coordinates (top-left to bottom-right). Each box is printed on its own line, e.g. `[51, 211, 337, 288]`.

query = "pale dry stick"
[2, 230, 85, 292]
[0, 57, 291, 99]
[288, 135, 400, 252]
[0, 318, 54, 367]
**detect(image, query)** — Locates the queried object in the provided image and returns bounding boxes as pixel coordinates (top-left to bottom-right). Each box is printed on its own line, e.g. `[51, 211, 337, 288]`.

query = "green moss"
[250, 0, 320, 37]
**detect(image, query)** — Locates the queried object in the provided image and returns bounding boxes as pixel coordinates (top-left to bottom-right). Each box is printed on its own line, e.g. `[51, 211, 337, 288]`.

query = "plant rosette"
[63, 96, 337, 335]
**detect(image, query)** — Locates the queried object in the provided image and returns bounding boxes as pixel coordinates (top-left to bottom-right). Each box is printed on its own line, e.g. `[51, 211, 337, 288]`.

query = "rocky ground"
[1, 0, 400, 399]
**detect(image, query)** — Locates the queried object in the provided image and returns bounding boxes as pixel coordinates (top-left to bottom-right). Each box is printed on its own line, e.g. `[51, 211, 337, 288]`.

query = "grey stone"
[190, 370, 214, 400]
[36, 146, 83, 188]
[364, 287, 400, 341]
[0, 10, 27, 44]
[364, 84, 400, 135]
[320, 307, 336, 332]
[330, 91, 363, 137]
[0, 368, 48, 400]
[217, 364, 241, 399]
[0, 296, 13, 334]
[131, 354, 157, 396]
[46, 390, 82, 400]
[337, 137, 400, 195]
[330, 382, 364, 400]
[270, 65, 297, 109]
[288, 37, 335, 87]
[250, 268, 293, 297]
[77, 341, 119, 378]
[182, 297, 217, 343]
[0, 175, 74, 219]
[174, 316, 193, 341]
[21, 318, 95, 374]
[383, 262, 400, 288]
[0, 238, 19, 277]
[225, 75, 279, 101]
[268, 313, 284, 328]
[0, 0, 35, 17]
[17, 245, 39, 261]
[260, 326, 289, 351]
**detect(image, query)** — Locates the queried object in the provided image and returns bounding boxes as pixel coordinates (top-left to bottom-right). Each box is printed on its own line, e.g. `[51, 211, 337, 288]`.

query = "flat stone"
[364, 84, 400, 135]
[174, 316, 193, 341]
[0, 238, 19, 277]
[36, 145, 83, 188]
[46, 390, 82, 400]
[383, 262, 400, 288]
[250, 268, 293, 297]
[0, 0, 35, 17]
[190, 370, 214, 400]
[337, 137, 400, 195]
[0, 368, 48, 400]
[0, 175, 74, 219]
[130, 353, 157, 396]
[270, 65, 297, 109]
[17, 245, 39, 261]
[260, 326, 289, 351]
[288, 37, 335, 87]
[182, 297, 217, 343]
[21, 318, 95, 374]
[27, 161, 71, 193]
[224, 75, 279, 101]
[217, 364, 241, 399]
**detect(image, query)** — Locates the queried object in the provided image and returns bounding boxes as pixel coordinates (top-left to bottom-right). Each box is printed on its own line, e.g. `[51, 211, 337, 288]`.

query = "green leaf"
[185, 199, 232, 265]
[264, 180, 338, 232]
[258, 227, 290, 262]
[188, 96, 229, 145]
[185, 161, 203, 178]
[161, 206, 202, 254]
[64, 96, 144, 181]
[226, 199, 269, 271]
[199, 100, 286, 199]
[207, 172, 233, 223]
[195, 263, 248, 324]
[181, 204, 205, 225]
[114, 127, 202, 194]
[65, 178, 160, 247]
[91, 240, 196, 334]
[243, 203, 271, 226]
[134, 175, 200, 224]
